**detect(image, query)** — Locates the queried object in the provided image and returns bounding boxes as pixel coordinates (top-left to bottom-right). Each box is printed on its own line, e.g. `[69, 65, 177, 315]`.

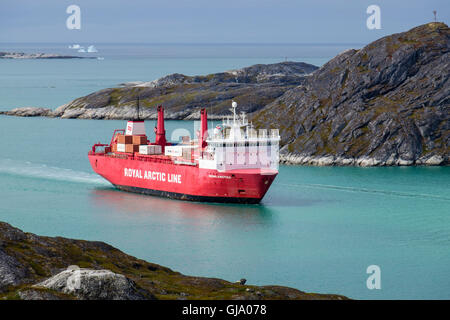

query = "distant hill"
[48, 61, 318, 120]
[252, 23, 449, 166]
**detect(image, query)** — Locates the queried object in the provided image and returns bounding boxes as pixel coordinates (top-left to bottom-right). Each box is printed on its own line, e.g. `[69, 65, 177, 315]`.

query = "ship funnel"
[199, 108, 208, 149]
[154, 105, 167, 147]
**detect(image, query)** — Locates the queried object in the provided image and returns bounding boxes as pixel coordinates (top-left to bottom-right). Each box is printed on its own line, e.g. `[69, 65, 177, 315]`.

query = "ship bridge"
[199, 101, 280, 173]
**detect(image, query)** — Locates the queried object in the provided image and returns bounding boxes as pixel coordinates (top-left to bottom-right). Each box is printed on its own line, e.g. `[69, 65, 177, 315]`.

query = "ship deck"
[89, 150, 196, 166]
[88, 151, 277, 175]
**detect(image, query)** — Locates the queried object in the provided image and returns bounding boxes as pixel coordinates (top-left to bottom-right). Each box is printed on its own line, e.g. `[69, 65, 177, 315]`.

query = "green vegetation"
[109, 88, 122, 107]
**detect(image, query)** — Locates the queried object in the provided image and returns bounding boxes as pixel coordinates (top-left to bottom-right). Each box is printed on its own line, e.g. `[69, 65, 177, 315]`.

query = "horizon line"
[0, 42, 367, 46]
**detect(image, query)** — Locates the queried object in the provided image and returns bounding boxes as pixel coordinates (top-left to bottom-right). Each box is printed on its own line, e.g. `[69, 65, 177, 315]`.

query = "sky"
[0, 0, 448, 44]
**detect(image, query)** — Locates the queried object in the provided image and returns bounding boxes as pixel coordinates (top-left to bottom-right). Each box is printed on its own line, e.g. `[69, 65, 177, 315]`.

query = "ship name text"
[124, 168, 181, 184]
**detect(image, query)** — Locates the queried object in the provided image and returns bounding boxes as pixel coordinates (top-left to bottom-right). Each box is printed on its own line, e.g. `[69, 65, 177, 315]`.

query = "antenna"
[241, 111, 246, 125]
[433, 10, 437, 22]
[135, 89, 141, 121]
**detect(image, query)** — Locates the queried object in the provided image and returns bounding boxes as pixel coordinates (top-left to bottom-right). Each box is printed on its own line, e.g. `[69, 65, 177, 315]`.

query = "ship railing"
[105, 152, 132, 160]
[270, 129, 280, 139]
[208, 134, 263, 143]
[258, 129, 268, 138]
[206, 137, 280, 146]
[134, 154, 174, 164]
[247, 128, 258, 138]
[89, 143, 111, 154]
[110, 129, 125, 145]
[99, 152, 173, 164]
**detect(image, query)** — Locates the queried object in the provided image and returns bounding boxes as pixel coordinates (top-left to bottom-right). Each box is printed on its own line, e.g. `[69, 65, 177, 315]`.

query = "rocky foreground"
[253, 23, 449, 166]
[0, 222, 347, 300]
[0, 52, 95, 59]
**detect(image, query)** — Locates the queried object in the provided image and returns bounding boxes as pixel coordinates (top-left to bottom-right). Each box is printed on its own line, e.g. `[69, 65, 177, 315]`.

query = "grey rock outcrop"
[0, 107, 52, 117]
[0, 250, 27, 289]
[35, 268, 147, 300]
[253, 23, 449, 166]
[17, 288, 67, 300]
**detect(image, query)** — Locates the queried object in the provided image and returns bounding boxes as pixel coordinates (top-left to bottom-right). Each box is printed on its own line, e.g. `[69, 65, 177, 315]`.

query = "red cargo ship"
[88, 102, 280, 203]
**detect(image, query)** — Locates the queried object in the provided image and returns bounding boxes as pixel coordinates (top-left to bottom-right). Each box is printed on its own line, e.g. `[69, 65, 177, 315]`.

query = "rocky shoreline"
[280, 153, 446, 166]
[0, 106, 230, 120]
[0, 222, 347, 300]
[0, 52, 96, 59]
[0, 107, 53, 117]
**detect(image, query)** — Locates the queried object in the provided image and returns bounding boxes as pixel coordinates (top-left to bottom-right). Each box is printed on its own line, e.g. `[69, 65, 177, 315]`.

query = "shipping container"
[139, 145, 150, 155]
[153, 145, 162, 154]
[132, 135, 147, 145]
[117, 135, 133, 144]
[140, 144, 163, 155]
[125, 144, 140, 153]
[165, 146, 183, 157]
[182, 147, 193, 160]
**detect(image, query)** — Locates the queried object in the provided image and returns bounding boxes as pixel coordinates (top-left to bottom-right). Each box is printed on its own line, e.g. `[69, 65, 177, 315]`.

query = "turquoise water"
[0, 117, 449, 300]
[0, 42, 348, 110]
[0, 44, 449, 299]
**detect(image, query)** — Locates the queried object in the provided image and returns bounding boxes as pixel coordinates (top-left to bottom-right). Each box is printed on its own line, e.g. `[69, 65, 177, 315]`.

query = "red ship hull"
[88, 153, 277, 203]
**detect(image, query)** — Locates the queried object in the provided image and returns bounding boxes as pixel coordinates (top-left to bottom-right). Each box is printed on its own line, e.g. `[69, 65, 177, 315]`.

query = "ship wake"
[0, 158, 109, 185]
[279, 182, 450, 202]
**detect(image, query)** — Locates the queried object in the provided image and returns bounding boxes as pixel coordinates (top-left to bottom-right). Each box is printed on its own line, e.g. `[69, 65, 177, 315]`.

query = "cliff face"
[0, 222, 347, 300]
[51, 62, 318, 120]
[252, 23, 449, 166]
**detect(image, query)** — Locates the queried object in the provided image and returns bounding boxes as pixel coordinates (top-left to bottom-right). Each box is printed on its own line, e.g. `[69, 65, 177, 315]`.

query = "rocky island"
[253, 22, 449, 166]
[1, 23, 448, 166]
[51, 61, 318, 120]
[0, 52, 96, 59]
[0, 61, 317, 120]
[0, 222, 347, 300]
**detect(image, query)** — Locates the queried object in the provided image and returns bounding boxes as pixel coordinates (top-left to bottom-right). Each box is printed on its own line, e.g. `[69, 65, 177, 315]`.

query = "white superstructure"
[199, 101, 280, 172]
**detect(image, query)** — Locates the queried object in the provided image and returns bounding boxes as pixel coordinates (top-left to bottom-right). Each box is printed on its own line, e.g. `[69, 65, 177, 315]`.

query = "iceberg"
[68, 44, 81, 49]
[87, 45, 98, 53]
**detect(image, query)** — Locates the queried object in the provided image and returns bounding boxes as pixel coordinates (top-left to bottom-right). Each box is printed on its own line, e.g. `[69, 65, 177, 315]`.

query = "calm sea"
[0, 43, 449, 299]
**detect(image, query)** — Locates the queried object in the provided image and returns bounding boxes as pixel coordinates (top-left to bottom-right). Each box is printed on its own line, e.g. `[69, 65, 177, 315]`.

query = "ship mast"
[231, 100, 237, 125]
[135, 89, 141, 121]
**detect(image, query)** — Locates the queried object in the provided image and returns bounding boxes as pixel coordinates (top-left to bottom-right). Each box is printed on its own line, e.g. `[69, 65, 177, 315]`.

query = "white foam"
[0, 159, 108, 185]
